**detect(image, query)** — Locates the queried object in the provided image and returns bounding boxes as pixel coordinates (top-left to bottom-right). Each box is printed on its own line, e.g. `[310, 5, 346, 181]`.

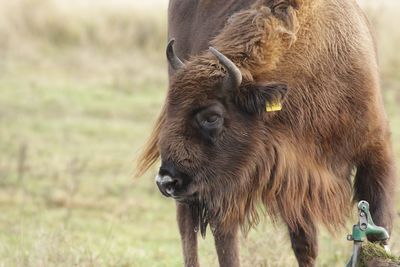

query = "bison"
[136, 0, 396, 266]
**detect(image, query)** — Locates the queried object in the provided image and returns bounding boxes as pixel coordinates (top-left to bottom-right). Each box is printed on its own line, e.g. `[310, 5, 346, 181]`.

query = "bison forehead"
[169, 56, 225, 89]
[168, 78, 225, 109]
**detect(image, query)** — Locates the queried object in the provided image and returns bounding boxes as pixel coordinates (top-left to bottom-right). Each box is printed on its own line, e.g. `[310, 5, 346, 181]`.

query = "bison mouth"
[172, 193, 198, 203]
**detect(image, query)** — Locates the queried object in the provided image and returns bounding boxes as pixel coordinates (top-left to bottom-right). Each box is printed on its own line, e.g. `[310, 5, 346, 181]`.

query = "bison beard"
[190, 200, 209, 239]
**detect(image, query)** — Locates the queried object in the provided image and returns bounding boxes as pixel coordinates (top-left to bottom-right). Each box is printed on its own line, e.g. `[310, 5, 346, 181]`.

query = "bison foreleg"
[177, 202, 200, 267]
[213, 223, 240, 267]
[288, 222, 318, 267]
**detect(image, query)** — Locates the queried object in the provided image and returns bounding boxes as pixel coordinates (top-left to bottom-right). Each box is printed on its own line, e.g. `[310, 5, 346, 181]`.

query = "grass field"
[0, 0, 399, 266]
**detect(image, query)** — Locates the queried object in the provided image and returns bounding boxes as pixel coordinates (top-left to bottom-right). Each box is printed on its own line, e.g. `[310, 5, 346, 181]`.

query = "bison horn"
[166, 39, 185, 70]
[209, 47, 242, 91]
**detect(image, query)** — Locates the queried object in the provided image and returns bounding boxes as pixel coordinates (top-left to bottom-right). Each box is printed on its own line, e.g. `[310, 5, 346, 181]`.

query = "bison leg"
[213, 223, 240, 267]
[177, 202, 200, 267]
[288, 222, 318, 267]
[354, 140, 395, 237]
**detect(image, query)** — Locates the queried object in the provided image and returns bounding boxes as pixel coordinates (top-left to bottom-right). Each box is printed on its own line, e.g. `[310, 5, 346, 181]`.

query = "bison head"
[156, 39, 288, 230]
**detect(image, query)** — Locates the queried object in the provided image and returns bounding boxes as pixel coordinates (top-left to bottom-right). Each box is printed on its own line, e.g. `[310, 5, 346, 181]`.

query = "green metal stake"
[346, 200, 390, 267]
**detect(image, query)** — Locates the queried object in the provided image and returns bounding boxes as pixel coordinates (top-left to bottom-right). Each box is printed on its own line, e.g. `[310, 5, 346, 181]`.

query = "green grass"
[358, 242, 400, 267]
[0, 0, 399, 266]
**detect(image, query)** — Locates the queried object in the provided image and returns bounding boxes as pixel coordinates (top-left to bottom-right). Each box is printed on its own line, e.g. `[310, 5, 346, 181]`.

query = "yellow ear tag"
[266, 100, 282, 112]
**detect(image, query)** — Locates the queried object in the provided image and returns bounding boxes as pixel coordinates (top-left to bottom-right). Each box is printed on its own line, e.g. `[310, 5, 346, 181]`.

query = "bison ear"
[234, 83, 288, 115]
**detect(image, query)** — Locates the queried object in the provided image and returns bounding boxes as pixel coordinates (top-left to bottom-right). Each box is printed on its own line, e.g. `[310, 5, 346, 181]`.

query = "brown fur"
[136, 0, 395, 266]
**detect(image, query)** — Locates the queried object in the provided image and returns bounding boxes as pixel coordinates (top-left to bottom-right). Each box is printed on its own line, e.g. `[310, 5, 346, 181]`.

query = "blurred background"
[0, 0, 398, 266]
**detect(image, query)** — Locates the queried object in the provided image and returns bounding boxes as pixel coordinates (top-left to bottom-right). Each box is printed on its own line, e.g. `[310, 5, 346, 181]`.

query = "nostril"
[166, 179, 178, 187]
[162, 177, 180, 188]
[164, 179, 178, 195]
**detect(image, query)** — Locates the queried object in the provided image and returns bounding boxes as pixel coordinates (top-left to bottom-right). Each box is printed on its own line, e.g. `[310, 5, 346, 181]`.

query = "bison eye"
[195, 105, 224, 137]
[200, 114, 222, 129]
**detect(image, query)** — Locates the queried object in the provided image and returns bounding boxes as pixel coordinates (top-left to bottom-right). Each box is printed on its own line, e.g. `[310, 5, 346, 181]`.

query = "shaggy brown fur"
[136, 0, 395, 266]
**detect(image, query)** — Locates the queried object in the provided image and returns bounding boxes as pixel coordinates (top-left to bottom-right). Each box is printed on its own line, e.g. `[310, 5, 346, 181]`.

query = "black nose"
[156, 174, 182, 197]
[156, 162, 183, 197]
